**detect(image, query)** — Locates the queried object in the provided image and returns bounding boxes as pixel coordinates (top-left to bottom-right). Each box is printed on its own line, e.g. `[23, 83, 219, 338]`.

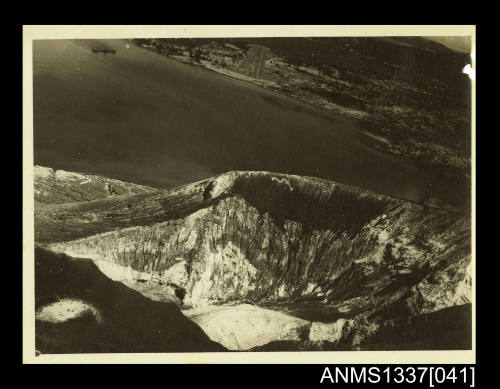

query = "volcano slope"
[35, 170, 471, 351]
[35, 247, 225, 353]
[33, 166, 227, 353]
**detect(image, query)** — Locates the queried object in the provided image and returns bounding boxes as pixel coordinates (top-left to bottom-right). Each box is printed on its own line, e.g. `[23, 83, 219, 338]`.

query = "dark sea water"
[33, 39, 469, 209]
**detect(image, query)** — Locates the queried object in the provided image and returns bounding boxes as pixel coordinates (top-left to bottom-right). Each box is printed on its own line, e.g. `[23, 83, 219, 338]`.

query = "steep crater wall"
[45, 172, 471, 322]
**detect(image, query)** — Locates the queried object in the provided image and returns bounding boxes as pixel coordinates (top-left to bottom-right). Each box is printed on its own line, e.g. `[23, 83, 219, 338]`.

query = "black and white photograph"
[23, 25, 475, 363]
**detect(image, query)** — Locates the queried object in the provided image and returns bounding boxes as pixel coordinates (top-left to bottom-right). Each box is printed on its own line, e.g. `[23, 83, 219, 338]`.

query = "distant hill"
[425, 36, 471, 54]
[34, 165, 156, 204]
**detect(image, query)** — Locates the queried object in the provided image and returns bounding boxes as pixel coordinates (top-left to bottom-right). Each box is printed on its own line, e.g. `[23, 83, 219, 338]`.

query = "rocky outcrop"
[37, 170, 471, 350]
[34, 165, 156, 204]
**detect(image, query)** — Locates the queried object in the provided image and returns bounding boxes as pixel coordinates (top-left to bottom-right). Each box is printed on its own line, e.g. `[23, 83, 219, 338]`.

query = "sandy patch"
[36, 298, 102, 323]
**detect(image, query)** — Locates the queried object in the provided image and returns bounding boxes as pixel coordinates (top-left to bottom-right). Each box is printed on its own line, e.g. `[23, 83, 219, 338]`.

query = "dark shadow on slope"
[251, 303, 472, 351]
[261, 300, 353, 323]
[232, 173, 391, 233]
[359, 303, 472, 350]
[35, 247, 226, 353]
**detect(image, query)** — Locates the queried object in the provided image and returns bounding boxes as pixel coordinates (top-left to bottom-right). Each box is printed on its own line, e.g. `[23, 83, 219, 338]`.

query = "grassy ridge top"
[35, 170, 459, 245]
